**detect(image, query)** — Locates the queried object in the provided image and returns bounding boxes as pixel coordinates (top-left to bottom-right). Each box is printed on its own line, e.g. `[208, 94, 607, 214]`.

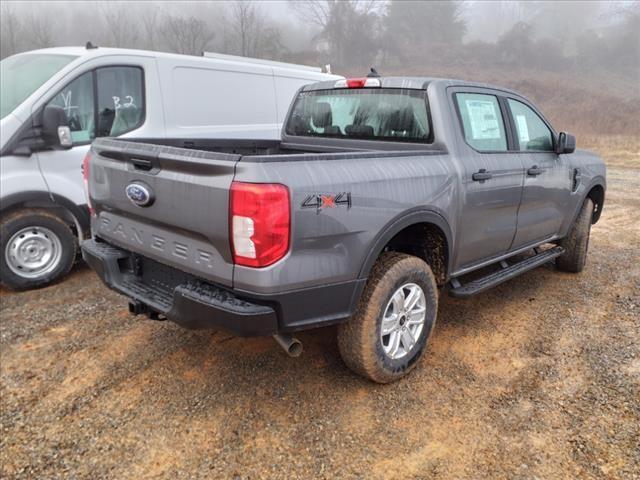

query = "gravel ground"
[1, 162, 639, 479]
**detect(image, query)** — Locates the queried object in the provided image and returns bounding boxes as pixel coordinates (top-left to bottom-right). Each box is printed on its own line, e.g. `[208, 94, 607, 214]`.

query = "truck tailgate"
[89, 138, 238, 287]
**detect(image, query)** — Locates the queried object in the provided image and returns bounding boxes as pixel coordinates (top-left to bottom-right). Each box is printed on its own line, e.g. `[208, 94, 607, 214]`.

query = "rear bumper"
[81, 239, 278, 336]
[81, 239, 365, 336]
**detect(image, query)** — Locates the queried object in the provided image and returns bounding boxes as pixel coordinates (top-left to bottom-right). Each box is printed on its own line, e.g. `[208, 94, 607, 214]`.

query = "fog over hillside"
[2, 0, 638, 135]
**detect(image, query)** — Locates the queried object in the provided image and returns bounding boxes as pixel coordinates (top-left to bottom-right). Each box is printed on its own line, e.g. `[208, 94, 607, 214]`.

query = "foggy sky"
[1, 0, 626, 52]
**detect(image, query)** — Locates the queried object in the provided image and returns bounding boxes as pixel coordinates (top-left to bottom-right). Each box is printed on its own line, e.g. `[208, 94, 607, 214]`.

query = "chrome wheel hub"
[5, 226, 63, 279]
[380, 283, 427, 360]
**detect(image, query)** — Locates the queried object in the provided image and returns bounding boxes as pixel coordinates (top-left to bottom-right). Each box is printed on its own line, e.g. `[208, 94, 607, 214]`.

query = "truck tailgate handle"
[131, 157, 153, 171]
[527, 165, 544, 176]
[472, 169, 492, 181]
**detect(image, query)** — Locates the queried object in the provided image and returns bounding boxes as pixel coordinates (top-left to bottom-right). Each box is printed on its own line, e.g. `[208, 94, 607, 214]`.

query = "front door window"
[45, 71, 95, 144]
[507, 99, 554, 151]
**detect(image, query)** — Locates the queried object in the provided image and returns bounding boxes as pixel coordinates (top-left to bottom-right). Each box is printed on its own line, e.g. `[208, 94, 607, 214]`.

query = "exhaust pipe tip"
[273, 333, 303, 357]
[287, 339, 303, 357]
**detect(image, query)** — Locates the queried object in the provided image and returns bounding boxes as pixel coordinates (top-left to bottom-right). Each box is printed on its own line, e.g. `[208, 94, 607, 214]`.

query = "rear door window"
[507, 99, 554, 151]
[455, 93, 507, 152]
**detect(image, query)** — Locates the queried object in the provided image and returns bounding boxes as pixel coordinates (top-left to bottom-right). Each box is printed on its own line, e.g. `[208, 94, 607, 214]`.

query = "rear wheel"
[337, 252, 438, 383]
[557, 198, 594, 273]
[1, 209, 77, 290]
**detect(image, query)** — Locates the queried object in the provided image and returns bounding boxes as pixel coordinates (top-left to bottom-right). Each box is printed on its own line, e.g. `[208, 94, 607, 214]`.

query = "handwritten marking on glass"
[112, 95, 136, 110]
[61, 91, 79, 117]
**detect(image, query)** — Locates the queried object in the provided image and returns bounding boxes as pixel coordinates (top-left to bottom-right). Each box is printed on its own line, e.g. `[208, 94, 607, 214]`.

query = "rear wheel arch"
[358, 209, 452, 286]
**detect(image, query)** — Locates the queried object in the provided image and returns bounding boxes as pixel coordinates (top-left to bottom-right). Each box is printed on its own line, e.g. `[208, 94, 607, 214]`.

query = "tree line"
[1, 0, 638, 79]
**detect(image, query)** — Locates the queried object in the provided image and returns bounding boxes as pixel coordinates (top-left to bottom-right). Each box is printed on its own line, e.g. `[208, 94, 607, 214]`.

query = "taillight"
[82, 151, 94, 216]
[230, 182, 290, 268]
[334, 77, 381, 89]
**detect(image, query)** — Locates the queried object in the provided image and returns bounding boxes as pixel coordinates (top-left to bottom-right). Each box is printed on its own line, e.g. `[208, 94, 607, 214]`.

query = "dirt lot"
[1, 138, 639, 479]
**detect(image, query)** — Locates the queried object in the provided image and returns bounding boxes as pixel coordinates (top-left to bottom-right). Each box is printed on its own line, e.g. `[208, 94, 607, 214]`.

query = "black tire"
[337, 252, 438, 383]
[557, 198, 594, 273]
[0, 209, 77, 291]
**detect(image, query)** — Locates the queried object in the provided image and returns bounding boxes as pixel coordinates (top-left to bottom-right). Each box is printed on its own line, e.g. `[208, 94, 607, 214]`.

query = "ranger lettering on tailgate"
[98, 215, 215, 270]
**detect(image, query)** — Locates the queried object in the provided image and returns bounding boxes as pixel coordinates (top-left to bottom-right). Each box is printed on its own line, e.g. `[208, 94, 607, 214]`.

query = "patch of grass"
[581, 135, 640, 168]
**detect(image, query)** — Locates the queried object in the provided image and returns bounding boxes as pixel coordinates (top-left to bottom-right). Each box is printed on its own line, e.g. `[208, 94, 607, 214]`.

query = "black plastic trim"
[450, 246, 564, 298]
[81, 239, 365, 336]
[358, 208, 453, 281]
[82, 239, 278, 336]
[0, 191, 90, 234]
[235, 278, 366, 333]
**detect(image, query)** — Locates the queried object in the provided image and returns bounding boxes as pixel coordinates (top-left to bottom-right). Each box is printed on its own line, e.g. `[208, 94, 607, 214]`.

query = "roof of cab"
[301, 76, 522, 97]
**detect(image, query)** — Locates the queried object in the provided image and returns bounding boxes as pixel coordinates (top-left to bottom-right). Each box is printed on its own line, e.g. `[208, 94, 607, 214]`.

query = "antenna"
[86, 41, 98, 50]
[367, 67, 380, 78]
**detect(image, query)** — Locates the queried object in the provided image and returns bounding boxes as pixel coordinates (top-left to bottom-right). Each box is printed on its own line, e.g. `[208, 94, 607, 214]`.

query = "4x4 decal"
[302, 192, 351, 212]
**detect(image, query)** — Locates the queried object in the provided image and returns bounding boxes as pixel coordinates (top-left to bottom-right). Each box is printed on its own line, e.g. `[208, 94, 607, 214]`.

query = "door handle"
[527, 165, 544, 176]
[472, 169, 492, 181]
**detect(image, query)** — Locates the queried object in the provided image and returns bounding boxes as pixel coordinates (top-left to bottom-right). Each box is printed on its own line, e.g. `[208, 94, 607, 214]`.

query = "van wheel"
[337, 252, 438, 383]
[557, 198, 594, 273]
[0, 209, 77, 291]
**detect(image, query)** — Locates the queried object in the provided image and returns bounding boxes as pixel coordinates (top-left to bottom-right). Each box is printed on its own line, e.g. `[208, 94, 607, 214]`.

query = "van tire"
[337, 252, 438, 383]
[0, 209, 77, 291]
[557, 198, 594, 273]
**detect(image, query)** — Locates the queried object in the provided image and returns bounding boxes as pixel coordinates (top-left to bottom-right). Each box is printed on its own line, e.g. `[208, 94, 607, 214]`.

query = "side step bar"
[449, 246, 564, 299]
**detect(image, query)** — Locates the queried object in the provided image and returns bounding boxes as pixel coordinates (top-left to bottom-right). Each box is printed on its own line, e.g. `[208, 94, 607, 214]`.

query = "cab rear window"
[285, 88, 432, 143]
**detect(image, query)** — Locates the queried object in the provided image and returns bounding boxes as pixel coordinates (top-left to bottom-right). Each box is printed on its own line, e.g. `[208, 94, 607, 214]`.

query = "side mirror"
[556, 132, 576, 154]
[42, 105, 72, 149]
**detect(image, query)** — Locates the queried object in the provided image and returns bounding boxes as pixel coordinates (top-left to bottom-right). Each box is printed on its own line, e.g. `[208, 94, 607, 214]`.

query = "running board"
[449, 246, 564, 299]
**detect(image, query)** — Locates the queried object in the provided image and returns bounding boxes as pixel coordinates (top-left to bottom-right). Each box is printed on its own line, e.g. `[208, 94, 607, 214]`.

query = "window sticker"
[465, 99, 501, 140]
[516, 114, 530, 142]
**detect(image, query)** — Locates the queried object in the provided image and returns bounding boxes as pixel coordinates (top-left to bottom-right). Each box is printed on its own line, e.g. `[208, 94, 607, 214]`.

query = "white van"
[0, 46, 341, 290]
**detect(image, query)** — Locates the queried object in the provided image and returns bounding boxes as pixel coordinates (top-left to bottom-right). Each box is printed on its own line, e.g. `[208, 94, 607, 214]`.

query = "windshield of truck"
[0, 53, 77, 119]
[285, 88, 432, 143]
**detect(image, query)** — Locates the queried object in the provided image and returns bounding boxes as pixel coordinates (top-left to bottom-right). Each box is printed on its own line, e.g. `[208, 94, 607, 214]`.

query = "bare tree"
[140, 5, 161, 51]
[229, 1, 258, 56]
[163, 14, 215, 55]
[0, 2, 22, 58]
[25, 12, 54, 49]
[99, 3, 140, 48]
[225, 1, 284, 58]
[289, 0, 383, 67]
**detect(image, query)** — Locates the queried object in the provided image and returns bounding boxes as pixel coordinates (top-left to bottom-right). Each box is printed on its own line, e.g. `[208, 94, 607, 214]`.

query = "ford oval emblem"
[125, 182, 154, 207]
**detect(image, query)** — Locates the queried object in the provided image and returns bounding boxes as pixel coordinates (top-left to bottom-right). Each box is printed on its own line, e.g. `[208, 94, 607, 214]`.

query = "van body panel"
[0, 154, 49, 200]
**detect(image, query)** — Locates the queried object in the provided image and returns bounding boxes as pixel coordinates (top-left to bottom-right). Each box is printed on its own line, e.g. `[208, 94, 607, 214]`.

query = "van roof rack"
[202, 51, 322, 73]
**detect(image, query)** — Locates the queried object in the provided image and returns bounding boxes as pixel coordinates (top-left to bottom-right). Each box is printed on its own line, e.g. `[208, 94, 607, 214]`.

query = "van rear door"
[89, 138, 238, 286]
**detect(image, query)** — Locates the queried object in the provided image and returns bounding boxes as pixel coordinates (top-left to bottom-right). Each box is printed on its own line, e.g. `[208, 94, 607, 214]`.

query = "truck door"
[505, 98, 572, 249]
[451, 91, 525, 271]
[35, 65, 145, 214]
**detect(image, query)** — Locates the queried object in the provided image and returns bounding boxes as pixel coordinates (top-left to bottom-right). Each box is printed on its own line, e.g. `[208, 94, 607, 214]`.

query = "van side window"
[507, 99, 553, 151]
[46, 71, 95, 144]
[455, 93, 507, 152]
[96, 67, 144, 137]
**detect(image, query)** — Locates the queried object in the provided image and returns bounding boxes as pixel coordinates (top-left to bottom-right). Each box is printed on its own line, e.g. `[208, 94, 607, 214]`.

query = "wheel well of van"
[0, 193, 90, 240]
[587, 185, 605, 224]
[383, 223, 449, 285]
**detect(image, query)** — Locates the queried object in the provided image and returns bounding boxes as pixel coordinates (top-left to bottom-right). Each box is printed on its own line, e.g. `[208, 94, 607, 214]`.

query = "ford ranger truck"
[81, 76, 606, 383]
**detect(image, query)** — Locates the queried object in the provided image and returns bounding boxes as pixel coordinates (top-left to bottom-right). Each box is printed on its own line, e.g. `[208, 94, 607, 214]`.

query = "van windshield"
[0, 53, 77, 119]
[285, 88, 432, 143]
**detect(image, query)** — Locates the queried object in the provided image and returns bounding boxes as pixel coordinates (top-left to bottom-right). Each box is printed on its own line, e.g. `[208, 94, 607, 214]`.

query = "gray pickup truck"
[81, 76, 606, 382]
